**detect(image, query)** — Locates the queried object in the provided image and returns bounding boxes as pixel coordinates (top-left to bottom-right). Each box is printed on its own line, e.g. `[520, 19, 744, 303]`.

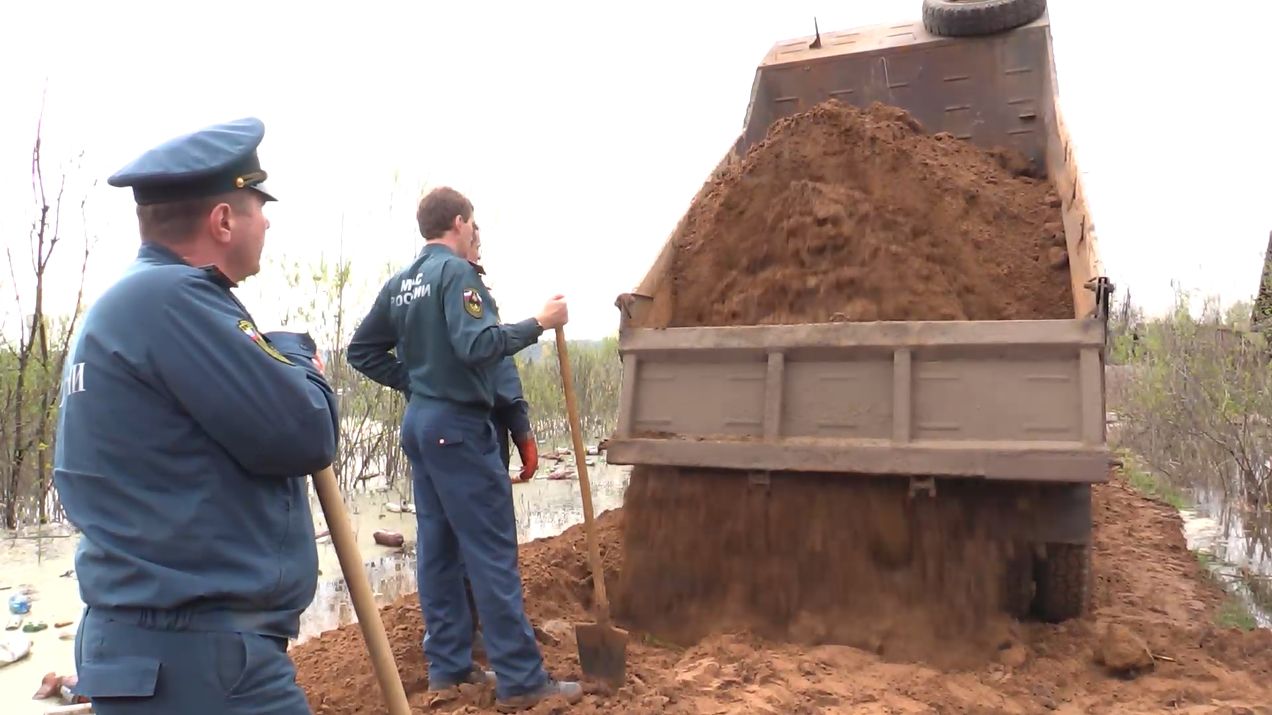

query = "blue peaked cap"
[107, 117, 277, 205]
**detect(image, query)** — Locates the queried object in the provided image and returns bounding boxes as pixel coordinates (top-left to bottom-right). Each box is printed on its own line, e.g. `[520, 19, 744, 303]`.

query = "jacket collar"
[137, 241, 187, 266]
[136, 241, 237, 288]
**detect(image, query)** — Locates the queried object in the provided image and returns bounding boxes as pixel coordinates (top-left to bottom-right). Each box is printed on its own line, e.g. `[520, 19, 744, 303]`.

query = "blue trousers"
[400, 399, 548, 699]
[72, 607, 310, 714]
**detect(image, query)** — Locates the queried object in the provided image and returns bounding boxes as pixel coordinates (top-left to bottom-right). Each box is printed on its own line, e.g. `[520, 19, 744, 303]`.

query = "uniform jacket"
[52, 242, 339, 638]
[347, 243, 535, 440]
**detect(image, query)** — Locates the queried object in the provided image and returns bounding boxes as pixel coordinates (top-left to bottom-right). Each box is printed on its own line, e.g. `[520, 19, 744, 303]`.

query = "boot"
[495, 680, 583, 712]
[428, 665, 496, 692]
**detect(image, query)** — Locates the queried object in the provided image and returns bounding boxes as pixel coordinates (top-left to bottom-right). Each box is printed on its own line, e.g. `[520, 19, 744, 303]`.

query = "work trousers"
[400, 398, 547, 699]
[72, 606, 310, 715]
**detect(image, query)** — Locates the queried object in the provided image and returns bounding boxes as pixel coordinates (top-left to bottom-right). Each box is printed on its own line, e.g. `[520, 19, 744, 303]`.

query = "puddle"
[1180, 488, 1272, 628]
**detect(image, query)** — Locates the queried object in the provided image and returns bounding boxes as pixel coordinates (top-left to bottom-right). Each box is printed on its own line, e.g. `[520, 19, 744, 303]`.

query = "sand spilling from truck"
[614, 467, 1025, 668]
[648, 100, 1073, 327]
[292, 476, 1272, 713]
[616, 99, 1076, 658]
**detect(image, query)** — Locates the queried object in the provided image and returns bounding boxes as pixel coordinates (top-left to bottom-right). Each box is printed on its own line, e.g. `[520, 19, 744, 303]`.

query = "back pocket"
[76, 655, 161, 700]
[420, 428, 466, 449]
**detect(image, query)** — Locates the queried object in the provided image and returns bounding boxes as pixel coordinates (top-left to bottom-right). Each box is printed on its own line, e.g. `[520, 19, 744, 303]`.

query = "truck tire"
[1035, 542, 1089, 622]
[921, 0, 1047, 37]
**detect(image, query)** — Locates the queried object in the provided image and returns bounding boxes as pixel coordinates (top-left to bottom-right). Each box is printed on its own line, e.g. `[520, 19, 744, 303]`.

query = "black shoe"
[495, 680, 583, 712]
[428, 665, 496, 692]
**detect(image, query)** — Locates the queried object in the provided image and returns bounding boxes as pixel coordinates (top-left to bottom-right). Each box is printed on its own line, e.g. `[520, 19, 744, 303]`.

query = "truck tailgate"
[606, 317, 1109, 482]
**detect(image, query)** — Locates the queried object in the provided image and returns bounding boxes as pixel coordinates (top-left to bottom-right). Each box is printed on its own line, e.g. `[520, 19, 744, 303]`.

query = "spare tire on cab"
[922, 0, 1047, 37]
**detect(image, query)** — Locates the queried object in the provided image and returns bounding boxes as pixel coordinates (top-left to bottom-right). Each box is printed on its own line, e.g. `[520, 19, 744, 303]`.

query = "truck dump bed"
[606, 10, 1112, 485]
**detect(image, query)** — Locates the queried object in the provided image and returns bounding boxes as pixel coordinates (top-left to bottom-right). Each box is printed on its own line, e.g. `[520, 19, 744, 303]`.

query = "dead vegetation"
[1, 97, 93, 532]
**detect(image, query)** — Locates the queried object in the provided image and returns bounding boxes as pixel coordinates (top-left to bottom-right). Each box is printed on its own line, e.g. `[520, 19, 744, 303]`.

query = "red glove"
[514, 432, 538, 481]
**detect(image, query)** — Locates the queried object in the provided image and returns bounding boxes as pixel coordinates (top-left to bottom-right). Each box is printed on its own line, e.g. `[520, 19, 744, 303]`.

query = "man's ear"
[209, 202, 234, 245]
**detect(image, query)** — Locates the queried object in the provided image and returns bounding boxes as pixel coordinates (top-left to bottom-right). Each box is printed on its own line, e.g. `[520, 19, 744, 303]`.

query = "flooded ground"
[1181, 488, 1272, 628]
[299, 462, 630, 643]
[0, 460, 630, 714]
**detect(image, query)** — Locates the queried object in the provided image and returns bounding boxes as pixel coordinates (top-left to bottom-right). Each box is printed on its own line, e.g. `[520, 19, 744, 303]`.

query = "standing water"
[1180, 487, 1272, 628]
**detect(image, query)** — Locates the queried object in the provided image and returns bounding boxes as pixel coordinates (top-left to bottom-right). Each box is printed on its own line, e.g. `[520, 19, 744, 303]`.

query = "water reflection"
[1181, 488, 1272, 627]
[296, 463, 631, 644]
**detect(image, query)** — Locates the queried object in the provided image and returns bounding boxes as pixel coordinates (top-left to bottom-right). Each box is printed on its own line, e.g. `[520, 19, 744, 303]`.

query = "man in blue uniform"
[348, 223, 539, 482]
[52, 117, 339, 714]
[347, 222, 538, 663]
[346, 187, 579, 710]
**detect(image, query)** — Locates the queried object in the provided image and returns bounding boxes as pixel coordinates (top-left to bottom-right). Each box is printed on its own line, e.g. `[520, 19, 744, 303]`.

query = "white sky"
[2, 0, 1271, 342]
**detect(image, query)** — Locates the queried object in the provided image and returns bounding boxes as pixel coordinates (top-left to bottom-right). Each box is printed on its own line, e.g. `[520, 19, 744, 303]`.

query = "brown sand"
[292, 473, 1272, 713]
[613, 468, 1019, 670]
[619, 98, 1080, 658]
[649, 100, 1073, 328]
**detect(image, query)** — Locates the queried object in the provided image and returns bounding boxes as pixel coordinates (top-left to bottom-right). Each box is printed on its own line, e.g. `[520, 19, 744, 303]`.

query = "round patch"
[462, 288, 484, 319]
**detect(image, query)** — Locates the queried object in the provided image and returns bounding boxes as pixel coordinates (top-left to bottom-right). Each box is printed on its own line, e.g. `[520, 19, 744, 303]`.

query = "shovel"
[554, 326, 629, 688]
[312, 465, 411, 715]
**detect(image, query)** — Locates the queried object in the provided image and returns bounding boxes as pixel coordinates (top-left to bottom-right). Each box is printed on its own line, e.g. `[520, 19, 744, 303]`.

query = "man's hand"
[534, 295, 568, 330]
[513, 432, 538, 481]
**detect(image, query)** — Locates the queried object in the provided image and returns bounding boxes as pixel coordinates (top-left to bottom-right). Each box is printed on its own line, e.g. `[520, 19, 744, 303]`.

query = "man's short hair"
[417, 187, 473, 240]
[137, 191, 252, 245]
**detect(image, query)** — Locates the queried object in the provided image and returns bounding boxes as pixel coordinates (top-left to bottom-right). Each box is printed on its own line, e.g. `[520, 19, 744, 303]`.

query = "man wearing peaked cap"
[53, 117, 338, 714]
[109, 116, 278, 205]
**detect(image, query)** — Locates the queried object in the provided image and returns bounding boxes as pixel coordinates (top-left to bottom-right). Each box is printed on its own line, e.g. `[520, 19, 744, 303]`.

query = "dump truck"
[606, 0, 1112, 622]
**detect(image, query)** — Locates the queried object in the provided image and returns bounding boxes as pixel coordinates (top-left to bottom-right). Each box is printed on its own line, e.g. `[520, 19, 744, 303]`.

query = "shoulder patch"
[236, 319, 294, 364]
[461, 287, 484, 319]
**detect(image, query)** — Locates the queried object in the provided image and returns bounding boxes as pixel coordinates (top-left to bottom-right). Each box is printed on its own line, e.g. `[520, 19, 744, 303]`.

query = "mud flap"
[978, 482, 1093, 546]
[1028, 484, 1092, 546]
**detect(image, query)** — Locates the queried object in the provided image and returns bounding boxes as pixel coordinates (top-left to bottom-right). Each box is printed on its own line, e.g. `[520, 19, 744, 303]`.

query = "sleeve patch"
[462, 288, 484, 319]
[237, 319, 294, 364]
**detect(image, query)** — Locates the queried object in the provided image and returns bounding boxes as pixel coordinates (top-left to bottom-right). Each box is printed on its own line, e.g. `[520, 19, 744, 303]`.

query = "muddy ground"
[292, 471, 1272, 714]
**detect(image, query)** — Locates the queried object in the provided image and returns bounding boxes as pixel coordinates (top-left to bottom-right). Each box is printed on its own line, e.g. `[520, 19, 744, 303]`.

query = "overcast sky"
[2, 0, 1270, 341]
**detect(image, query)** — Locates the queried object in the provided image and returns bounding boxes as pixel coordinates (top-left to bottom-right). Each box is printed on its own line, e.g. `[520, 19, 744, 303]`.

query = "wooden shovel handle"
[312, 465, 411, 715]
[554, 327, 610, 620]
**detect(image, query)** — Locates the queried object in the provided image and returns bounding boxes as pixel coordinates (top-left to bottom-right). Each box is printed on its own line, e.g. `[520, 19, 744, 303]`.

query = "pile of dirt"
[292, 475, 1272, 713]
[648, 99, 1073, 328]
[620, 98, 1078, 657]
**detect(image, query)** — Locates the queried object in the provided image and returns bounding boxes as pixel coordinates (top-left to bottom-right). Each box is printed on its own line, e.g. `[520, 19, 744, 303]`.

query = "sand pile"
[650, 99, 1073, 327]
[294, 511, 628, 715]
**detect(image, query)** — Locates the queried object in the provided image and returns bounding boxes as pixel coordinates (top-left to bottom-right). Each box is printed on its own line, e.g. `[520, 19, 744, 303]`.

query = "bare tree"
[1, 96, 93, 530]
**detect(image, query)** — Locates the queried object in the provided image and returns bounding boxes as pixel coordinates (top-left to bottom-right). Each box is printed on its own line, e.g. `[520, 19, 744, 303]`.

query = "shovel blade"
[575, 621, 629, 687]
